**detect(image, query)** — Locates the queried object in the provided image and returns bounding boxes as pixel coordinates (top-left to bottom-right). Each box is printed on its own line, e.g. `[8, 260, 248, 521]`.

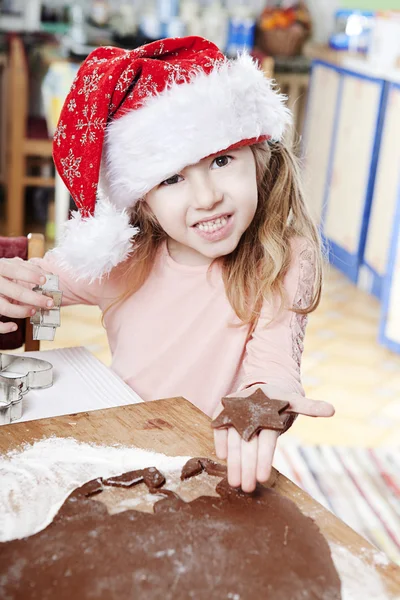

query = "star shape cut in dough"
[211, 388, 290, 442]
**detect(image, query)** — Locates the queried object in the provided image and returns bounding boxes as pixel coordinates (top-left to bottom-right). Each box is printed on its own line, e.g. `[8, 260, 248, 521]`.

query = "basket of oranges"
[256, 3, 312, 57]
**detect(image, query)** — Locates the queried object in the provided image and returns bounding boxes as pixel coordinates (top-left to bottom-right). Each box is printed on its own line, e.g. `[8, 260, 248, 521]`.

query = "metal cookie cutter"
[0, 353, 53, 395]
[30, 274, 62, 341]
[0, 382, 23, 425]
[0, 353, 54, 425]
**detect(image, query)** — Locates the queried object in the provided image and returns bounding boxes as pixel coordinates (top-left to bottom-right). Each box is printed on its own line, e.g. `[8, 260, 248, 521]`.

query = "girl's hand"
[0, 258, 53, 334]
[212, 383, 335, 493]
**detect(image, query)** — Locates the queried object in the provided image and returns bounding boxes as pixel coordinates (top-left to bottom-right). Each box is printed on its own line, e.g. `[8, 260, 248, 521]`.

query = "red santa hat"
[51, 36, 291, 281]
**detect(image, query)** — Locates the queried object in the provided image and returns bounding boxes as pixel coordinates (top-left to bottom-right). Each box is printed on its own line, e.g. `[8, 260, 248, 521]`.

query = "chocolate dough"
[211, 388, 291, 441]
[180, 457, 227, 480]
[103, 467, 166, 490]
[0, 460, 341, 600]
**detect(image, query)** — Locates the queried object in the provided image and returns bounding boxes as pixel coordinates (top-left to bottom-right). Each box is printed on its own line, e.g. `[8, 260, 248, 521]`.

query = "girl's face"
[145, 146, 258, 265]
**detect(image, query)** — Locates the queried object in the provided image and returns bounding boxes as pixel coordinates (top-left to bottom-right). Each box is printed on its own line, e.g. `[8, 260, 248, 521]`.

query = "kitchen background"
[0, 0, 399, 563]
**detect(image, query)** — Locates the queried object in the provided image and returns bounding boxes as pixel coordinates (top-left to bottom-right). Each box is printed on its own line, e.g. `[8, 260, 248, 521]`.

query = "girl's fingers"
[0, 259, 46, 285]
[240, 435, 258, 493]
[227, 428, 242, 488]
[236, 385, 335, 419]
[212, 403, 228, 460]
[0, 298, 36, 319]
[256, 429, 279, 483]
[287, 396, 335, 418]
[0, 321, 18, 334]
[217, 385, 335, 492]
[0, 278, 53, 310]
[213, 427, 228, 460]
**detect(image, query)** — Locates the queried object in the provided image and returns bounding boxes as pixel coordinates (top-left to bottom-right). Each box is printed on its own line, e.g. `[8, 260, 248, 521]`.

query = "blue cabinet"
[361, 83, 400, 300]
[302, 61, 341, 226]
[379, 183, 400, 354]
[303, 62, 400, 352]
[303, 60, 386, 284]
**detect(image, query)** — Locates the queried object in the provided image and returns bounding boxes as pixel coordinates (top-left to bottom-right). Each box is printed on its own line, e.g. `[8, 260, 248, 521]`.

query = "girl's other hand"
[0, 258, 53, 334]
[212, 384, 335, 493]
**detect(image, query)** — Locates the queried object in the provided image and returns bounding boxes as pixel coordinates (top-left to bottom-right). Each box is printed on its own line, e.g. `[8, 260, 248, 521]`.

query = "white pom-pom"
[50, 199, 139, 282]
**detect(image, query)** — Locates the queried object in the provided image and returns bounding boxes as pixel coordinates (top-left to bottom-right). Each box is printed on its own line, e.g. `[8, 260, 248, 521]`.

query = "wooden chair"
[260, 56, 274, 79]
[5, 35, 55, 237]
[0, 233, 45, 352]
[0, 51, 7, 188]
[273, 71, 310, 149]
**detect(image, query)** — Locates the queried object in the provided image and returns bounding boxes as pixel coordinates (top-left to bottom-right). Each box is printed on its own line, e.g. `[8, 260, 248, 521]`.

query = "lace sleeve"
[290, 247, 315, 370]
[236, 239, 314, 397]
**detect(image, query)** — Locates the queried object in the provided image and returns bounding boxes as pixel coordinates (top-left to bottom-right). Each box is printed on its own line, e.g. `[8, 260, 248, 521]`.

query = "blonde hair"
[104, 141, 323, 327]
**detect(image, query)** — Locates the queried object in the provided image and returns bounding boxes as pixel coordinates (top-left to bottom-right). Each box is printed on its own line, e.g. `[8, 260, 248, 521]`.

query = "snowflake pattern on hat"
[60, 149, 82, 185]
[76, 104, 105, 144]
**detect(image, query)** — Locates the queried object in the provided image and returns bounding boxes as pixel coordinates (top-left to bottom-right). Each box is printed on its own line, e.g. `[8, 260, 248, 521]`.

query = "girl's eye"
[161, 174, 182, 186]
[212, 155, 232, 169]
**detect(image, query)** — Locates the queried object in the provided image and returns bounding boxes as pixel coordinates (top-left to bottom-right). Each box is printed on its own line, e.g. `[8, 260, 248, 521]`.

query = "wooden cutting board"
[1, 396, 400, 597]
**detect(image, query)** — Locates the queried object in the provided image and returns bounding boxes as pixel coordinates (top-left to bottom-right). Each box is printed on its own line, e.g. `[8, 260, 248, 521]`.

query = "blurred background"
[0, 0, 399, 562]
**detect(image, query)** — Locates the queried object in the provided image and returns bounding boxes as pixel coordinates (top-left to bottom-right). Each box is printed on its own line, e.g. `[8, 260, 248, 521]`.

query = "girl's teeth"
[196, 216, 228, 232]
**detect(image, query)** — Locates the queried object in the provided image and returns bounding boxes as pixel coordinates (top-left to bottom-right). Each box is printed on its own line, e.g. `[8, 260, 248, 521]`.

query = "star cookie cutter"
[0, 353, 53, 425]
[30, 274, 62, 341]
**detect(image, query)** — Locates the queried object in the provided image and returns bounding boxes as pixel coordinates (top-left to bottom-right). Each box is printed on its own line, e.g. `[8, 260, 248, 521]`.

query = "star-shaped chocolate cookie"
[211, 388, 290, 441]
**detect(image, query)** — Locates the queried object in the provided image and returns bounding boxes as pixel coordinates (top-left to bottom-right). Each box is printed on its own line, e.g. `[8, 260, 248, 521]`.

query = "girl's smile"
[192, 213, 234, 242]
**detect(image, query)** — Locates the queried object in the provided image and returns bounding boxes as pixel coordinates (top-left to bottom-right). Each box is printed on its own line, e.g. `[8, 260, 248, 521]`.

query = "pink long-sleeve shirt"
[36, 238, 314, 417]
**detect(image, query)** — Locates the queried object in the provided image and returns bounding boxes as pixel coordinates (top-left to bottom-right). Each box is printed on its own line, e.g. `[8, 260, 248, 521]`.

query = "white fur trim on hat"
[103, 52, 291, 211]
[50, 196, 139, 282]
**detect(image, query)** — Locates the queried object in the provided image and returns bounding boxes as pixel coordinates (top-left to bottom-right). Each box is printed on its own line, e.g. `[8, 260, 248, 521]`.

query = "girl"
[0, 36, 334, 492]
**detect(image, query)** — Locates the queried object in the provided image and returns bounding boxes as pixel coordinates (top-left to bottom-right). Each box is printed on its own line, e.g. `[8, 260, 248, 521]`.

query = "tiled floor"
[40, 263, 400, 447]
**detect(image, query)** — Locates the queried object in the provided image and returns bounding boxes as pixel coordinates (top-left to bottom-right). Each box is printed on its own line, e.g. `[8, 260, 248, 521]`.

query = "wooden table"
[1, 396, 400, 597]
